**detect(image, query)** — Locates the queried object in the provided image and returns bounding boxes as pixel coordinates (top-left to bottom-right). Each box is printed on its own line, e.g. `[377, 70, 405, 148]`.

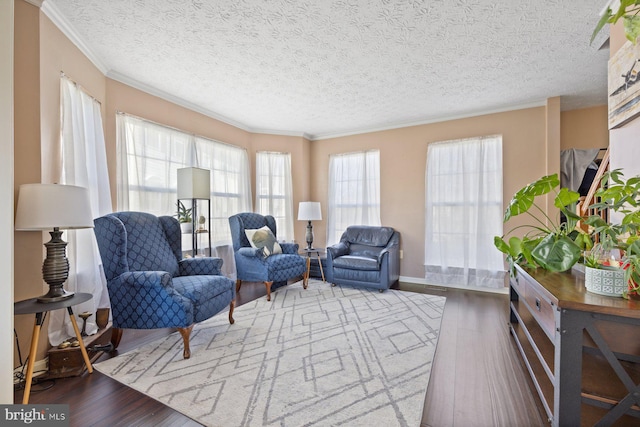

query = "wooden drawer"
[521, 275, 556, 340]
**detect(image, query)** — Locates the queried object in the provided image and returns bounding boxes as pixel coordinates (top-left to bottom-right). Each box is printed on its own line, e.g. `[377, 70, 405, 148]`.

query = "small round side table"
[14, 292, 94, 404]
[300, 248, 326, 283]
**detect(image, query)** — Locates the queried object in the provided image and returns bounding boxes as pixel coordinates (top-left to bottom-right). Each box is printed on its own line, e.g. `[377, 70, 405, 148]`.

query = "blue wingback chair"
[93, 211, 235, 359]
[326, 225, 400, 292]
[229, 212, 306, 301]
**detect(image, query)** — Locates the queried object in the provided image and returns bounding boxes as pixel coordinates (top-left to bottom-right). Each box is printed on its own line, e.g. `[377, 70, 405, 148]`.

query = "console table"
[510, 264, 640, 426]
[14, 293, 94, 404]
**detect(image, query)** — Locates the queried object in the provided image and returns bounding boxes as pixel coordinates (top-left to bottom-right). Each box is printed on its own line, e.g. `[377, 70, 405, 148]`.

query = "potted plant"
[495, 174, 592, 275]
[584, 169, 640, 298]
[592, 1, 640, 45]
[176, 200, 193, 234]
[582, 235, 627, 297]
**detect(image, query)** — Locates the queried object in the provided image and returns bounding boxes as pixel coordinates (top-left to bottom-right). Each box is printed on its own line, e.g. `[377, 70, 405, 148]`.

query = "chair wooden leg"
[110, 327, 123, 349]
[264, 281, 273, 301]
[229, 299, 235, 324]
[236, 279, 242, 292]
[178, 325, 194, 359]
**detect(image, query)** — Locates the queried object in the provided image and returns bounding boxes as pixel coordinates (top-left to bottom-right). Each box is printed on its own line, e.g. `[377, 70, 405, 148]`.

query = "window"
[117, 113, 252, 244]
[327, 150, 381, 245]
[195, 137, 252, 243]
[117, 115, 193, 216]
[255, 152, 294, 241]
[424, 135, 505, 288]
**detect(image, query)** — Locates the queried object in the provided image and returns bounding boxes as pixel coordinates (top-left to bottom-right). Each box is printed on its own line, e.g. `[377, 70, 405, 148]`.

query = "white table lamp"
[298, 202, 322, 250]
[15, 183, 94, 303]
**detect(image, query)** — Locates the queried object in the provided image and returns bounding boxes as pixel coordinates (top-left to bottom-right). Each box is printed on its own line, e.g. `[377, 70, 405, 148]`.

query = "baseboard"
[13, 357, 48, 384]
[399, 275, 509, 295]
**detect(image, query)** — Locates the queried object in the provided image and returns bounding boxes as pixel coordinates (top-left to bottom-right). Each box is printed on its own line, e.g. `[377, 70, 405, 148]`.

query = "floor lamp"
[177, 167, 211, 257]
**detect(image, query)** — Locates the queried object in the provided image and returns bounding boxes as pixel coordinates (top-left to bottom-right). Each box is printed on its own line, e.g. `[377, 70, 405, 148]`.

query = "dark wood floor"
[14, 280, 547, 427]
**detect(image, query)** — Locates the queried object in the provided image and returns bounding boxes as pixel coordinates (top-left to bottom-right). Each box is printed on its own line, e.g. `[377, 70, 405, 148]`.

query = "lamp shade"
[15, 183, 94, 230]
[177, 167, 210, 199]
[298, 201, 322, 221]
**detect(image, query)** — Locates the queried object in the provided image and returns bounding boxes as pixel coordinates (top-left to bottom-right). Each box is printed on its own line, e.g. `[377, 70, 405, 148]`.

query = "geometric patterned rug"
[94, 280, 446, 426]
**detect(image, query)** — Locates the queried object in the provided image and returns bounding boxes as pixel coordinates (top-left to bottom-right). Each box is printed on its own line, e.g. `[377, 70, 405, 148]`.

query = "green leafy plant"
[583, 250, 602, 268]
[592, 1, 640, 45]
[175, 200, 193, 224]
[494, 174, 591, 274]
[623, 245, 640, 299]
[584, 169, 640, 298]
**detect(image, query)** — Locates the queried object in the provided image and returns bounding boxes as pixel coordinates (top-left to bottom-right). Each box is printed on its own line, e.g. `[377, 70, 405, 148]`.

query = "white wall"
[609, 120, 640, 224]
[0, 0, 15, 403]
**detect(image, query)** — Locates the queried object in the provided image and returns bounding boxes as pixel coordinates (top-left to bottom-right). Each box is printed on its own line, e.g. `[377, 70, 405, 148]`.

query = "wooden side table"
[301, 248, 325, 283]
[14, 292, 94, 403]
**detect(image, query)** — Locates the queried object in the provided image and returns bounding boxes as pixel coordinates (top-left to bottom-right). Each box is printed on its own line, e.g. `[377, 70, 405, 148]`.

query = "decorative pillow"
[245, 226, 282, 257]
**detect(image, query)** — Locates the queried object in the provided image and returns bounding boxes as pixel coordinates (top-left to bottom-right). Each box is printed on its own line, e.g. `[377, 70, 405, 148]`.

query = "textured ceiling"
[43, 0, 610, 140]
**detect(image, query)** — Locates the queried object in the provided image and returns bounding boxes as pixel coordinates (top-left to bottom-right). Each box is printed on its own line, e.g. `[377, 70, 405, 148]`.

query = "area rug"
[94, 280, 446, 427]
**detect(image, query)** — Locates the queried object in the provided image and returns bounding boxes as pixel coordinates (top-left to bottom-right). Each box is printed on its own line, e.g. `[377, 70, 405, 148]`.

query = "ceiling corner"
[24, 0, 44, 7]
[40, 0, 109, 74]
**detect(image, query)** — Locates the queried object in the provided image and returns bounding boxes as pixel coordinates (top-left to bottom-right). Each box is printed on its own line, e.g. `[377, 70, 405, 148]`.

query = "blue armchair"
[93, 211, 235, 359]
[229, 212, 306, 301]
[326, 225, 400, 292]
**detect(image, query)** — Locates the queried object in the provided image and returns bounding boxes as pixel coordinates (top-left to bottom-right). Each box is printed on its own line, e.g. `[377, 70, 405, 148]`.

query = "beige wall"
[14, 1, 107, 364]
[310, 106, 552, 278]
[14, 0, 48, 365]
[561, 105, 609, 151]
[39, 14, 106, 184]
[13, 0, 611, 368]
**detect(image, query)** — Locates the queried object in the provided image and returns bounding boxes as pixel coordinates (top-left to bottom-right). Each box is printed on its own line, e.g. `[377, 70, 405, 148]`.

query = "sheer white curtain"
[195, 137, 252, 278]
[255, 152, 294, 241]
[117, 114, 251, 279]
[194, 136, 252, 244]
[49, 76, 113, 345]
[117, 114, 193, 214]
[327, 150, 381, 246]
[424, 135, 505, 288]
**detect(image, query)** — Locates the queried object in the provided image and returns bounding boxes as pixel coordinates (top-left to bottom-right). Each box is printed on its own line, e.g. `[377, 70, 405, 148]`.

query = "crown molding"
[310, 100, 548, 141]
[24, 0, 44, 7]
[250, 128, 311, 140]
[107, 70, 253, 133]
[40, 0, 108, 74]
